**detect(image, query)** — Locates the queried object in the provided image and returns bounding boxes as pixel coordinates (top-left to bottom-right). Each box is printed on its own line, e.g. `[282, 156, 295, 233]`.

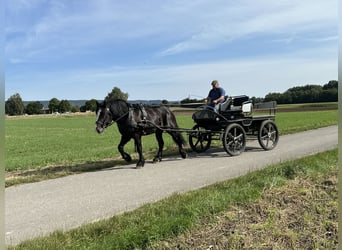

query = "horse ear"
[96, 100, 106, 108]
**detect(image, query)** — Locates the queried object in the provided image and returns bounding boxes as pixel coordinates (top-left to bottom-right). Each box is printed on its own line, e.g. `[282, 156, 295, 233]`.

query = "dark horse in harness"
[95, 99, 187, 168]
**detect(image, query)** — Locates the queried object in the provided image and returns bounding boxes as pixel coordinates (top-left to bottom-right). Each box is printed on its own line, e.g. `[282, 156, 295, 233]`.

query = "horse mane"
[107, 99, 130, 116]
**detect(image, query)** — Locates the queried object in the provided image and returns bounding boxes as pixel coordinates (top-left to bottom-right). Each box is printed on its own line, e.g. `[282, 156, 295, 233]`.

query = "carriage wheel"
[222, 123, 246, 156]
[189, 125, 212, 153]
[258, 120, 279, 150]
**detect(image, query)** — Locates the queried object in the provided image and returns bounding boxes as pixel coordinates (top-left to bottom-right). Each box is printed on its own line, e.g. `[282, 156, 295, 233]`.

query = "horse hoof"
[136, 161, 145, 168]
[124, 155, 132, 162]
[181, 151, 187, 159]
[153, 157, 162, 163]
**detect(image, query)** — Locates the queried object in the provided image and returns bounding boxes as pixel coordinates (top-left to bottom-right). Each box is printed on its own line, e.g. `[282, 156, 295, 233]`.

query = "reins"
[113, 110, 129, 123]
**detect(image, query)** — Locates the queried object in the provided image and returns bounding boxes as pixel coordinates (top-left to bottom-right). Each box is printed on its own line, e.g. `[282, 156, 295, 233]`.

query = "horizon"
[5, 1, 338, 101]
[17, 79, 338, 104]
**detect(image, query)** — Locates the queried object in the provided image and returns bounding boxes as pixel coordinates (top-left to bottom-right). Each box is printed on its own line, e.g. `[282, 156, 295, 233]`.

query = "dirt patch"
[153, 173, 337, 250]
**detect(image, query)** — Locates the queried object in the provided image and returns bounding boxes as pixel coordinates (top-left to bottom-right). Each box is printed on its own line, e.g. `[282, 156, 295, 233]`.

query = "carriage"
[95, 95, 279, 168]
[188, 95, 279, 156]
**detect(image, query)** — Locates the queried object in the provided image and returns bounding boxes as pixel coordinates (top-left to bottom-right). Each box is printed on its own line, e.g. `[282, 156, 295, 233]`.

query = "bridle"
[96, 106, 128, 129]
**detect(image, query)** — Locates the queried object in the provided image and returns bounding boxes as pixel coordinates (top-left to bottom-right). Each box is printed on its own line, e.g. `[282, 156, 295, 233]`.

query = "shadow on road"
[6, 145, 267, 187]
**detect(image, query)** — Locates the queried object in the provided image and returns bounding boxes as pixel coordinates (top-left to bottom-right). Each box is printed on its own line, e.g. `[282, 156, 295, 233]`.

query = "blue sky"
[5, 0, 338, 101]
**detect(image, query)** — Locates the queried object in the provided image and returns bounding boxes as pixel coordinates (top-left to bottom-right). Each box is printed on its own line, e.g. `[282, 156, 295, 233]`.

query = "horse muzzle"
[95, 125, 105, 134]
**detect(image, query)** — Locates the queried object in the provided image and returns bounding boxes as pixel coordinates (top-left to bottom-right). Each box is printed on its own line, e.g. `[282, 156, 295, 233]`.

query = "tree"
[49, 98, 60, 113]
[5, 93, 25, 116]
[250, 96, 264, 104]
[25, 101, 43, 115]
[71, 105, 80, 113]
[180, 97, 200, 104]
[323, 80, 338, 90]
[59, 100, 71, 113]
[105, 87, 128, 101]
[264, 92, 282, 103]
[85, 99, 98, 111]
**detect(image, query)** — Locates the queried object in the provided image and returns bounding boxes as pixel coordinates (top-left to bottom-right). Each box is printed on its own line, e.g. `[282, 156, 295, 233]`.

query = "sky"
[5, 0, 338, 101]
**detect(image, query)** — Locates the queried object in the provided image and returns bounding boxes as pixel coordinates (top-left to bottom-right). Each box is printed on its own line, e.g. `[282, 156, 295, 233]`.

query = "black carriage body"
[189, 95, 279, 155]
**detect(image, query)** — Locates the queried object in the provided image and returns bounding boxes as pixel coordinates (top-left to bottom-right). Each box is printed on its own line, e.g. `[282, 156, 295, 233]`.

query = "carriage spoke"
[189, 126, 212, 153]
[265, 137, 270, 147]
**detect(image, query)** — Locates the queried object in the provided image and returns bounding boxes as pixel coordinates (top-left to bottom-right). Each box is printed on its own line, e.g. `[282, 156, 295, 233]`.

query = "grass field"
[5, 114, 194, 172]
[5, 109, 337, 173]
[8, 149, 337, 249]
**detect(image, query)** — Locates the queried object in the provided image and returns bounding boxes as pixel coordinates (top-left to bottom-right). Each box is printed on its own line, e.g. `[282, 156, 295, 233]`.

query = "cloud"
[5, 1, 338, 101]
[6, 44, 337, 101]
[5, 1, 337, 64]
[158, 0, 338, 56]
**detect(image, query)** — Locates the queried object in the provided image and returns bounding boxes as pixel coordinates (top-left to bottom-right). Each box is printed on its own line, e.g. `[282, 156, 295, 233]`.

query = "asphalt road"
[5, 126, 338, 245]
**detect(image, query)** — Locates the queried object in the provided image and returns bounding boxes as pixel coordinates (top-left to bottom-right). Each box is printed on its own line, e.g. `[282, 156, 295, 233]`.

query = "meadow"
[5, 109, 337, 172]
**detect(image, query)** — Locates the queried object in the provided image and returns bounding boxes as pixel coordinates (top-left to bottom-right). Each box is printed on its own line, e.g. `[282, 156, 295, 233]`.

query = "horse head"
[95, 101, 113, 134]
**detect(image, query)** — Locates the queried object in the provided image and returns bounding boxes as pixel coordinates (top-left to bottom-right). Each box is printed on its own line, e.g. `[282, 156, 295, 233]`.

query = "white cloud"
[158, 0, 337, 56]
[6, 44, 337, 101]
[5, 1, 338, 101]
[7, 1, 337, 62]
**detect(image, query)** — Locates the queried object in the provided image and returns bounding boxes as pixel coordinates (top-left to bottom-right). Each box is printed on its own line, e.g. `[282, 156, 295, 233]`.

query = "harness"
[107, 103, 148, 131]
[139, 104, 147, 120]
[102, 103, 177, 134]
[129, 104, 149, 133]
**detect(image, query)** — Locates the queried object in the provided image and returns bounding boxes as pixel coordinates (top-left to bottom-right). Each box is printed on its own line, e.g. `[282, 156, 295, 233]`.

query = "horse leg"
[169, 132, 187, 159]
[133, 134, 145, 168]
[153, 130, 164, 163]
[118, 135, 132, 162]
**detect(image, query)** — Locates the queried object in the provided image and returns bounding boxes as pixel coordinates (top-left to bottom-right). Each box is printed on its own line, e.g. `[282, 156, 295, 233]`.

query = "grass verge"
[152, 166, 337, 249]
[8, 149, 337, 249]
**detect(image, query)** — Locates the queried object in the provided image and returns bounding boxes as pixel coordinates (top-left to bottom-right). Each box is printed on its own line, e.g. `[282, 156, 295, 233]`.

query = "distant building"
[41, 107, 50, 114]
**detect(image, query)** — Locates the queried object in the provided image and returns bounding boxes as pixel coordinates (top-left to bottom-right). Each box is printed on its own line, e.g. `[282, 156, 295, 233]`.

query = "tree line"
[5, 94, 79, 116]
[180, 80, 338, 105]
[5, 81, 338, 116]
[263, 80, 337, 104]
[5, 87, 129, 116]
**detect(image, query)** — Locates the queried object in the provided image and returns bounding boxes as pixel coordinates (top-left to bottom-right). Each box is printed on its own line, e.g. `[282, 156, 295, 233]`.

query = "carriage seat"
[218, 96, 231, 112]
[219, 95, 250, 112]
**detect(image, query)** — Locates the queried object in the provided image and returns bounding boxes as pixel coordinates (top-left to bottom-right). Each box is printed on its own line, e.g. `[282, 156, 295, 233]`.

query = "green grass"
[5, 114, 195, 171]
[8, 149, 337, 249]
[5, 110, 337, 172]
[276, 110, 337, 134]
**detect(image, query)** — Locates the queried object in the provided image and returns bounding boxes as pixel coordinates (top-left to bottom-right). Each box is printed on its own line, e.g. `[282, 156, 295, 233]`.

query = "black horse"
[95, 99, 187, 168]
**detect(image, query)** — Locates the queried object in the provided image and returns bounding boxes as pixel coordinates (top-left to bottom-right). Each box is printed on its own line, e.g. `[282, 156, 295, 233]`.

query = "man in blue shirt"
[206, 80, 226, 109]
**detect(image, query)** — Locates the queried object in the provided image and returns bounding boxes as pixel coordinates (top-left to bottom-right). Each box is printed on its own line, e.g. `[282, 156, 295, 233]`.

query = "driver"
[206, 80, 226, 109]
